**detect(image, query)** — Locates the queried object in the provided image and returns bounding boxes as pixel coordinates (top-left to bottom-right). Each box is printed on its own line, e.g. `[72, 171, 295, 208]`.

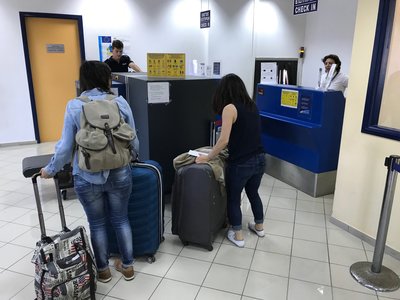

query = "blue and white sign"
[294, 0, 318, 15]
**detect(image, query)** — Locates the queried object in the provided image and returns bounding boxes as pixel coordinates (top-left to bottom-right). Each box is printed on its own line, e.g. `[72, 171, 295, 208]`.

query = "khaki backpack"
[75, 95, 135, 172]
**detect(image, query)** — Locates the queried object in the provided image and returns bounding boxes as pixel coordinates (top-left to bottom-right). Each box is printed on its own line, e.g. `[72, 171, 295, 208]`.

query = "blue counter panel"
[256, 84, 345, 173]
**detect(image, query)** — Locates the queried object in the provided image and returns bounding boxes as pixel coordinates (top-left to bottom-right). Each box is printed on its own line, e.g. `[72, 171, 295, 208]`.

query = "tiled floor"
[0, 142, 399, 300]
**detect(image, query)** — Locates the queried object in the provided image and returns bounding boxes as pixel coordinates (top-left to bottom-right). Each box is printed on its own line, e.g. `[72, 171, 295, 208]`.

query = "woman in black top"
[196, 73, 265, 247]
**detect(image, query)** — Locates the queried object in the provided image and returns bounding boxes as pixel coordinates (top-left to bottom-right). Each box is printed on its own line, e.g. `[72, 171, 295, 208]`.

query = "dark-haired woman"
[319, 54, 348, 93]
[196, 73, 265, 248]
[40, 61, 138, 282]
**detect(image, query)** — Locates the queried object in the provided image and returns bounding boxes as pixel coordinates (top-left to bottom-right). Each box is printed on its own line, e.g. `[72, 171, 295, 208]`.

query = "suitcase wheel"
[147, 256, 156, 264]
[207, 245, 213, 252]
[180, 238, 189, 246]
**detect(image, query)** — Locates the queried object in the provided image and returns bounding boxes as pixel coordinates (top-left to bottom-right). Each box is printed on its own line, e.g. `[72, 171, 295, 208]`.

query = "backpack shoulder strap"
[77, 95, 91, 103]
[77, 94, 117, 103]
[105, 94, 118, 101]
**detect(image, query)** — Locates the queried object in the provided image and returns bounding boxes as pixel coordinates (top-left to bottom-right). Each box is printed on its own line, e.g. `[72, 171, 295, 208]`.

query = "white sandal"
[227, 230, 245, 248]
[248, 222, 265, 237]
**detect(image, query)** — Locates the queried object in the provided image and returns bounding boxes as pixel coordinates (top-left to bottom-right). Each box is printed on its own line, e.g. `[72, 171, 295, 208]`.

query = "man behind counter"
[104, 39, 142, 73]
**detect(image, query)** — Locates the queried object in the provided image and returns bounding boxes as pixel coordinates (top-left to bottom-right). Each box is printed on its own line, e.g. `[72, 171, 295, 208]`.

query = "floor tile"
[366, 251, 400, 275]
[0, 222, 31, 243]
[0, 244, 33, 269]
[10, 227, 56, 248]
[63, 201, 86, 218]
[269, 196, 296, 210]
[274, 180, 296, 189]
[203, 263, 248, 294]
[9, 280, 35, 300]
[296, 210, 326, 227]
[0, 192, 30, 206]
[250, 250, 290, 277]
[0, 270, 33, 299]
[0, 206, 31, 222]
[296, 200, 324, 214]
[8, 251, 35, 276]
[271, 187, 297, 199]
[287, 279, 332, 300]
[41, 213, 79, 232]
[179, 243, 221, 262]
[165, 256, 211, 285]
[266, 207, 295, 223]
[292, 239, 329, 262]
[294, 223, 327, 243]
[332, 287, 378, 299]
[263, 219, 294, 237]
[327, 228, 364, 249]
[330, 264, 376, 295]
[328, 244, 368, 267]
[134, 252, 177, 277]
[297, 191, 324, 202]
[157, 234, 184, 255]
[196, 287, 241, 300]
[290, 257, 331, 286]
[149, 278, 199, 300]
[3, 143, 400, 300]
[243, 270, 288, 300]
[95, 267, 123, 295]
[214, 243, 254, 269]
[108, 272, 161, 300]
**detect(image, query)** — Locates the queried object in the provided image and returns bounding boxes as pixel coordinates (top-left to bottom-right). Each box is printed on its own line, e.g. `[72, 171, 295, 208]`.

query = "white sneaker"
[248, 222, 265, 237]
[227, 230, 245, 248]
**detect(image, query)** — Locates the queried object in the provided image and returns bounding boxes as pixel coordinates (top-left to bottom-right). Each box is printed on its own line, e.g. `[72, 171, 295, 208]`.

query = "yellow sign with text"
[147, 53, 185, 78]
[281, 89, 298, 108]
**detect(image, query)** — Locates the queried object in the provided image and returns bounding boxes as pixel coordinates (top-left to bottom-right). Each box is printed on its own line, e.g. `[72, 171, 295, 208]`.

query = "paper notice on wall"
[147, 82, 170, 104]
[260, 62, 277, 84]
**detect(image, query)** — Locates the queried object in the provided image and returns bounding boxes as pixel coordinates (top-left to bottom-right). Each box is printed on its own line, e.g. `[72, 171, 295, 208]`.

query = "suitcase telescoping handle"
[32, 173, 70, 241]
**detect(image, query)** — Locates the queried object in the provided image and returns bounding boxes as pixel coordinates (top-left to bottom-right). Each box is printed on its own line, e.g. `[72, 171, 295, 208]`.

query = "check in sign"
[294, 0, 318, 15]
[200, 10, 210, 28]
[281, 89, 299, 109]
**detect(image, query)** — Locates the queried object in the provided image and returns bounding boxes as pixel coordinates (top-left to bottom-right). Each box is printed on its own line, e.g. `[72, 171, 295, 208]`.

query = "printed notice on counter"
[280, 89, 298, 108]
[147, 82, 170, 104]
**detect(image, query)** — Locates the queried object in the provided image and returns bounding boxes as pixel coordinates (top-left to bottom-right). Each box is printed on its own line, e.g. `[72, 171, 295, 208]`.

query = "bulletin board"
[147, 53, 185, 78]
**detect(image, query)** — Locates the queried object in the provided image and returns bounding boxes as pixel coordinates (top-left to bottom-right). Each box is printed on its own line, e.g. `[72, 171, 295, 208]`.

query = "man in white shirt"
[319, 54, 349, 93]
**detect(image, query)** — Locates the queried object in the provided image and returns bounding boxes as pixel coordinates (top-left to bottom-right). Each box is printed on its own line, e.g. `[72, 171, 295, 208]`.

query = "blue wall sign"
[200, 10, 210, 28]
[294, 0, 318, 15]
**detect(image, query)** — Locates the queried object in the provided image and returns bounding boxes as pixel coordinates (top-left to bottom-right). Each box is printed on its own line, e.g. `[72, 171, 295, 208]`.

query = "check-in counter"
[256, 84, 345, 197]
[112, 73, 220, 193]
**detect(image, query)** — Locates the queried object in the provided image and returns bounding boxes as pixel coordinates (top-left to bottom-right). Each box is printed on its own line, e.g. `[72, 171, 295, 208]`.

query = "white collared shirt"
[320, 72, 349, 93]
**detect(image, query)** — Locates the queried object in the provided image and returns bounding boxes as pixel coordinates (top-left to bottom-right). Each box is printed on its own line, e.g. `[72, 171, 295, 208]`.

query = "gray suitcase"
[171, 163, 226, 251]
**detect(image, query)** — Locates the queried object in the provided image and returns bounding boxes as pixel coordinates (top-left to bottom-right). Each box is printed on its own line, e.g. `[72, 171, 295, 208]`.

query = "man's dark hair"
[112, 39, 124, 50]
[322, 54, 342, 73]
[79, 61, 112, 94]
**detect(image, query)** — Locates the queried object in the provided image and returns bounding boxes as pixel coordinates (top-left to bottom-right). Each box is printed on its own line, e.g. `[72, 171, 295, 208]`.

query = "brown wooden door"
[24, 16, 82, 142]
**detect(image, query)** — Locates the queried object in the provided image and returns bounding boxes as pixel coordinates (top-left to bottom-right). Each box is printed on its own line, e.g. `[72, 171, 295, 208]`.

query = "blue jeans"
[225, 153, 266, 231]
[74, 165, 133, 271]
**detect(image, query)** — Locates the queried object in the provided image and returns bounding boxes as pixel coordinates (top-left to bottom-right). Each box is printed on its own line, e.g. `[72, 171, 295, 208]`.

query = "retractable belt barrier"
[350, 155, 400, 292]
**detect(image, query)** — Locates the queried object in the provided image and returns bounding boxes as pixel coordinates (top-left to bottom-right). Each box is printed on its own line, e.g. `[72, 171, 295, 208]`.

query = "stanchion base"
[350, 261, 400, 292]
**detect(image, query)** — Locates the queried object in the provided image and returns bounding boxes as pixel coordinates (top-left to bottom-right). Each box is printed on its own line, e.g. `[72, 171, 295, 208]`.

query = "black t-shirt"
[104, 55, 133, 72]
[228, 102, 264, 164]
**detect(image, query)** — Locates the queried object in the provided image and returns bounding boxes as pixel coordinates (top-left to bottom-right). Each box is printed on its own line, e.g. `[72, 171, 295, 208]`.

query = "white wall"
[0, 0, 357, 146]
[301, 0, 358, 88]
[333, 0, 400, 252]
[0, 0, 207, 144]
[206, 0, 306, 93]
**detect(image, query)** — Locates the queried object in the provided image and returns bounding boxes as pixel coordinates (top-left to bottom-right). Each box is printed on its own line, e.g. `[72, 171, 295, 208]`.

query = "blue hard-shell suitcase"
[108, 160, 164, 263]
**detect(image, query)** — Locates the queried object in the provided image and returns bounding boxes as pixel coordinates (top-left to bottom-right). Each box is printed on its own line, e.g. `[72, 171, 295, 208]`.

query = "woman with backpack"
[40, 60, 138, 282]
